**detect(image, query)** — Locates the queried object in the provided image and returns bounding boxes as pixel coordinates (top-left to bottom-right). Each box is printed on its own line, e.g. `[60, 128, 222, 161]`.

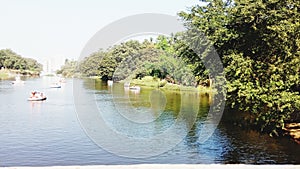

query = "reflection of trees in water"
[86, 78, 216, 140]
[218, 121, 300, 164]
[182, 93, 212, 149]
[82, 78, 107, 91]
[92, 79, 213, 127]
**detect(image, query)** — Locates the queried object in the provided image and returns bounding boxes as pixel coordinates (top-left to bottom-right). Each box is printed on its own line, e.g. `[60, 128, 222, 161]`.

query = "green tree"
[79, 40, 152, 80]
[0, 49, 42, 73]
[179, 0, 300, 135]
[57, 59, 78, 77]
[155, 35, 175, 54]
[25, 58, 43, 72]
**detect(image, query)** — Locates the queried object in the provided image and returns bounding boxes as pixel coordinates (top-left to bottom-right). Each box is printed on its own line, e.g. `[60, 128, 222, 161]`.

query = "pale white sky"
[0, 0, 201, 66]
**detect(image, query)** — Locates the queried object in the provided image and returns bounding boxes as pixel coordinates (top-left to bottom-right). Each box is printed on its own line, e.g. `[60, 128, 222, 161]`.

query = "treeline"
[0, 49, 43, 73]
[79, 38, 197, 86]
[59, 38, 198, 86]
[56, 59, 78, 78]
[58, 0, 300, 135]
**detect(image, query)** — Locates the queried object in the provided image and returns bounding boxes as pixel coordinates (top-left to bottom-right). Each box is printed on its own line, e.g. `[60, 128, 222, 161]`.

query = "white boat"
[28, 91, 47, 101]
[107, 80, 113, 86]
[50, 83, 61, 88]
[28, 96, 47, 101]
[124, 82, 130, 87]
[11, 76, 24, 85]
[129, 86, 141, 91]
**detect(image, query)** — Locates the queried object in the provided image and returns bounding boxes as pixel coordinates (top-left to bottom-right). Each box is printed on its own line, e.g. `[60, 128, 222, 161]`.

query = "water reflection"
[29, 101, 44, 114]
[92, 79, 299, 164]
[0, 78, 299, 166]
[88, 80, 219, 155]
[219, 122, 300, 164]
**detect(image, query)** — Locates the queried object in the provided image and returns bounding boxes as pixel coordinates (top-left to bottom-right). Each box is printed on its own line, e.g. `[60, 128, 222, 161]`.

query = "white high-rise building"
[41, 56, 65, 75]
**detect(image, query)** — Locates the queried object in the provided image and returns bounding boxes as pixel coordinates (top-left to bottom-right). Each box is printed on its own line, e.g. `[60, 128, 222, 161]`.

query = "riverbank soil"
[283, 123, 300, 144]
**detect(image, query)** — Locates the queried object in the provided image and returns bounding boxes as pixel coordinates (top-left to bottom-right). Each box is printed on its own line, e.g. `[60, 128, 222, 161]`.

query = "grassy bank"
[11, 69, 40, 76]
[122, 76, 214, 93]
[0, 69, 40, 80]
[0, 69, 12, 79]
[0, 72, 9, 79]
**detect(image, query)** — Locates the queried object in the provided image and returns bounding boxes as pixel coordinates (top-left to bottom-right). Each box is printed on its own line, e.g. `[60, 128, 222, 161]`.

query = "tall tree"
[179, 0, 300, 135]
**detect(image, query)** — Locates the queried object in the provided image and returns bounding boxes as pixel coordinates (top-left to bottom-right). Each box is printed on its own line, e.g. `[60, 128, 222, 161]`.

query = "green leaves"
[0, 49, 42, 72]
[179, 0, 300, 134]
[57, 59, 78, 78]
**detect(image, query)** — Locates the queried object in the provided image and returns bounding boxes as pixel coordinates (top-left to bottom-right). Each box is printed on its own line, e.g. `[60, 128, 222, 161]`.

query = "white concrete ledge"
[3, 164, 300, 169]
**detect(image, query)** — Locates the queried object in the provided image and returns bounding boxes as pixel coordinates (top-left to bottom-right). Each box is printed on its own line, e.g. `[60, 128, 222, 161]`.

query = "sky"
[0, 0, 201, 69]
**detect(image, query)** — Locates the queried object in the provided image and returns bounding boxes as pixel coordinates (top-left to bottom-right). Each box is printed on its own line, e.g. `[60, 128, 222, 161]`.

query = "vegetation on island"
[0, 49, 43, 78]
[57, 0, 300, 137]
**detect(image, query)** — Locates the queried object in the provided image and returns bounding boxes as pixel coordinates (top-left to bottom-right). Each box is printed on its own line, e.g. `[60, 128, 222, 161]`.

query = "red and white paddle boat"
[28, 91, 47, 101]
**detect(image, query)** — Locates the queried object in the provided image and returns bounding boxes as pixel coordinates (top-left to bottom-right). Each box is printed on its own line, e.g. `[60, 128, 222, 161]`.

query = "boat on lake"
[124, 82, 130, 87]
[11, 76, 24, 85]
[28, 91, 47, 101]
[50, 83, 61, 88]
[107, 80, 113, 86]
[129, 86, 141, 91]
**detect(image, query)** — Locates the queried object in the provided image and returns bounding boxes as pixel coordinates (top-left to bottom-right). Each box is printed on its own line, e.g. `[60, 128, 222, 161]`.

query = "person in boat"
[30, 91, 41, 98]
[30, 91, 36, 98]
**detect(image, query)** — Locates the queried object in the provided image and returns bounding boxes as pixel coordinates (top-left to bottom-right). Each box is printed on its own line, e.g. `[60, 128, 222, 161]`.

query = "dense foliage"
[79, 40, 147, 80]
[78, 39, 196, 86]
[0, 49, 43, 72]
[56, 59, 78, 78]
[179, 0, 300, 135]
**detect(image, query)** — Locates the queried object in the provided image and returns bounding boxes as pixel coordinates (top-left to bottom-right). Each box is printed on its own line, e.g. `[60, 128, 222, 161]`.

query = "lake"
[0, 77, 299, 167]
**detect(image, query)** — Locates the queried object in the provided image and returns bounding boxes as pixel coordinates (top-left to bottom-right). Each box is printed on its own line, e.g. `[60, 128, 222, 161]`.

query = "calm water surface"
[0, 77, 299, 166]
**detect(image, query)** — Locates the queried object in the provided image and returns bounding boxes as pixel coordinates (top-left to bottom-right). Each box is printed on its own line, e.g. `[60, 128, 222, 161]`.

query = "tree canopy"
[77, 39, 196, 86]
[56, 59, 78, 78]
[179, 0, 300, 135]
[0, 49, 43, 73]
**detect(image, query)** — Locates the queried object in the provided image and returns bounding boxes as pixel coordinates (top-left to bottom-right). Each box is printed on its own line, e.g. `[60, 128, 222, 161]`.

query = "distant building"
[41, 57, 65, 75]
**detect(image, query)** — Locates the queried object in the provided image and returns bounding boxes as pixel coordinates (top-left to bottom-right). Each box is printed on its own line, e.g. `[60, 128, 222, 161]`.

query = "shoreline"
[119, 76, 215, 93]
[283, 123, 300, 144]
[2, 164, 300, 169]
[0, 69, 40, 80]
